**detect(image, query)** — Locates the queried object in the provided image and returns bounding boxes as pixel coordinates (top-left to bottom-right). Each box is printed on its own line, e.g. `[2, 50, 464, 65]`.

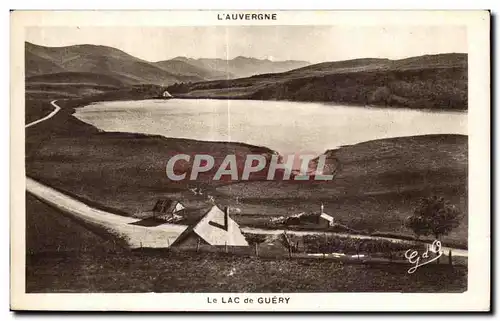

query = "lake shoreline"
[26, 92, 468, 249]
[85, 96, 471, 114]
[173, 95, 468, 113]
[73, 98, 467, 158]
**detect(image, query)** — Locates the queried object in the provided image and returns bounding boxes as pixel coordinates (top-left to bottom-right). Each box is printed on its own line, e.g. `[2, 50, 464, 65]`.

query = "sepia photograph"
[10, 10, 490, 311]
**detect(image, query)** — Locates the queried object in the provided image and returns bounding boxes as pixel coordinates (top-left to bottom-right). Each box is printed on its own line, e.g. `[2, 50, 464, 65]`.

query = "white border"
[9, 10, 490, 312]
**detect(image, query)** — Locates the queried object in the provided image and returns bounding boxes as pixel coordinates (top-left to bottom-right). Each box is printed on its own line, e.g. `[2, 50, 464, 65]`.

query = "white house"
[318, 203, 334, 227]
[172, 205, 249, 247]
[162, 90, 173, 99]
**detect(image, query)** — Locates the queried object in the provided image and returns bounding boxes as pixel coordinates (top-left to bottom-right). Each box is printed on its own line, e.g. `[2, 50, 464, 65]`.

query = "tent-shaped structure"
[161, 90, 173, 99]
[152, 199, 185, 221]
[172, 205, 248, 247]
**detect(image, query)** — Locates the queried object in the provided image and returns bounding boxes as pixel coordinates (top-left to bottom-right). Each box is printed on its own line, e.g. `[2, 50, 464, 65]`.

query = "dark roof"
[152, 199, 183, 214]
[171, 206, 214, 247]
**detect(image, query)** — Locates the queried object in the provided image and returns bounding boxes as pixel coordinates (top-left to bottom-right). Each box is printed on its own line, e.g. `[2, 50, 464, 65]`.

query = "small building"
[151, 199, 185, 221]
[318, 203, 334, 228]
[319, 212, 334, 227]
[172, 205, 249, 247]
[161, 90, 173, 99]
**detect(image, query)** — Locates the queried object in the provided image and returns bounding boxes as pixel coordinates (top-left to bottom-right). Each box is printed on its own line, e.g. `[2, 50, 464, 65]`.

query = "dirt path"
[26, 177, 188, 248]
[25, 99, 61, 128]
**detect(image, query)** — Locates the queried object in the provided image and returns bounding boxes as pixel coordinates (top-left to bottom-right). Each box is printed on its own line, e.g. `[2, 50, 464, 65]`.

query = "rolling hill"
[171, 56, 310, 78]
[25, 42, 467, 110]
[25, 71, 131, 100]
[25, 42, 310, 85]
[153, 59, 233, 80]
[25, 50, 67, 77]
[170, 53, 468, 110]
[25, 42, 205, 85]
[26, 72, 126, 87]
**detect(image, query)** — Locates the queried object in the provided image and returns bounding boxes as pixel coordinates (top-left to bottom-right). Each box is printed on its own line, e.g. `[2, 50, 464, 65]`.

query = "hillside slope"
[171, 53, 468, 111]
[25, 42, 203, 85]
[26, 72, 126, 87]
[25, 50, 66, 77]
[216, 134, 468, 247]
[25, 42, 310, 84]
[172, 56, 310, 78]
[154, 59, 233, 80]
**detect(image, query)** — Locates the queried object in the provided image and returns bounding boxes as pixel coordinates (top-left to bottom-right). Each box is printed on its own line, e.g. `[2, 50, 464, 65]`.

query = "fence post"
[448, 250, 452, 266]
[196, 238, 200, 252]
[225, 242, 228, 253]
[255, 243, 259, 257]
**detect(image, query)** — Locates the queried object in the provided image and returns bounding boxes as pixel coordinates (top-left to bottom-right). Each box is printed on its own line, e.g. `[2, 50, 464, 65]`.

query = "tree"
[405, 196, 462, 240]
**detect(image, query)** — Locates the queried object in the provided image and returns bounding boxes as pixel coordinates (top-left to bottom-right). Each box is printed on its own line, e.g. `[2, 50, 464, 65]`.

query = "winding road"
[24, 100, 469, 256]
[25, 99, 61, 128]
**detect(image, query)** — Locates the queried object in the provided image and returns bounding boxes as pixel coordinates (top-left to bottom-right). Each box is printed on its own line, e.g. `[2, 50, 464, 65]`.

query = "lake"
[74, 99, 467, 156]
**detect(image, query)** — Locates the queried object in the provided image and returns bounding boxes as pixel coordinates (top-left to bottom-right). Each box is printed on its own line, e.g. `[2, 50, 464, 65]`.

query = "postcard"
[10, 10, 490, 311]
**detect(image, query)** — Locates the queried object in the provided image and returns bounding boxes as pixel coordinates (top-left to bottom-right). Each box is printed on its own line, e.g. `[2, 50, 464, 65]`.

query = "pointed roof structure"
[152, 199, 185, 220]
[172, 205, 249, 247]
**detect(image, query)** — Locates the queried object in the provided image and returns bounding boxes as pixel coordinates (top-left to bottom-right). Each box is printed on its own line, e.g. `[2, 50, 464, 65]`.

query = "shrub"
[405, 196, 462, 240]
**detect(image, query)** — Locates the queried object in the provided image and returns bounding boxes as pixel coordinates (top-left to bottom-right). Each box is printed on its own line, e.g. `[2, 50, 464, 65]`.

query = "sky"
[26, 25, 467, 63]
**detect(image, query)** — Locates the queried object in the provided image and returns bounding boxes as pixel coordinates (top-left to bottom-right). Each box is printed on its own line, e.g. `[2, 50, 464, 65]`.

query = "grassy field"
[25, 90, 276, 218]
[25, 99, 58, 124]
[219, 134, 468, 248]
[24, 89, 468, 293]
[26, 193, 120, 254]
[26, 192, 466, 293]
[23, 51, 469, 294]
[25, 88, 468, 248]
[26, 249, 467, 293]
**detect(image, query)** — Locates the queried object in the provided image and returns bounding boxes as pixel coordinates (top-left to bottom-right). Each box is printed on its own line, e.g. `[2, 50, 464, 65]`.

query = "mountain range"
[169, 56, 309, 78]
[25, 42, 310, 86]
[25, 41, 467, 110]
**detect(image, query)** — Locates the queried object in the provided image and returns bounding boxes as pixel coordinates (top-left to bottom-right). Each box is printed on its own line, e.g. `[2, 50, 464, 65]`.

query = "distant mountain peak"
[233, 56, 258, 61]
[171, 56, 190, 61]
